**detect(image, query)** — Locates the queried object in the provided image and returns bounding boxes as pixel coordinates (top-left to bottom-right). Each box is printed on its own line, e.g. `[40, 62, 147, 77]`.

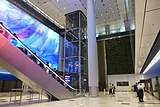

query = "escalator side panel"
[0, 35, 74, 99]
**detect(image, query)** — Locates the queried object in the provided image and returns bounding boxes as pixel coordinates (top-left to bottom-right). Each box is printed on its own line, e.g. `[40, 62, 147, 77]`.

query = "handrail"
[0, 23, 77, 91]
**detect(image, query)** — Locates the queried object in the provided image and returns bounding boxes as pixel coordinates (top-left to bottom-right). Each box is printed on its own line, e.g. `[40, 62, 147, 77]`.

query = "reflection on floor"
[0, 92, 160, 107]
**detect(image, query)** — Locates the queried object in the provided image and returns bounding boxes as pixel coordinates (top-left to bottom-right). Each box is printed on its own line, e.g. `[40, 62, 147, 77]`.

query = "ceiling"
[26, 0, 160, 74]
[26, 0, 135, 34]
[135, 0, 160, 73]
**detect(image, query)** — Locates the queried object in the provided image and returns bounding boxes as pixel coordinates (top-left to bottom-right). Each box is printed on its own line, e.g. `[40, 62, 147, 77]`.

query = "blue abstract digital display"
[0, 0, 60, 69]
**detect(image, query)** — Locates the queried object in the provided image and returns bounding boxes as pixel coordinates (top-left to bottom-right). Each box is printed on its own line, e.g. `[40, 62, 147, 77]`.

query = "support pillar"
[105, 25, 110, 35]
[124, 20, 130, 31]
[58, 36, 64, 71]
[87, 0, 99, 97]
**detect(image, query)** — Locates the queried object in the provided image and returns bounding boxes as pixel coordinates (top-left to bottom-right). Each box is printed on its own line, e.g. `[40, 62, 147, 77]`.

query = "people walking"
[138, 83, 144, 102]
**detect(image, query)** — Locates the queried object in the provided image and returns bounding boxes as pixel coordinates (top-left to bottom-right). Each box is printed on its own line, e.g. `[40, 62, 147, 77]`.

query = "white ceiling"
[27, 0, 160, 74]
[24, 0, 156, 74]
[135, 0, 160, 73]
[28, 0, 135, 33]
[29, 0, 86, 27]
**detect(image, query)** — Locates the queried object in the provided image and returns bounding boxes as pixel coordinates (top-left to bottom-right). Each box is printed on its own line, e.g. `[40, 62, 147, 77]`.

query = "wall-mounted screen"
[0, 0, 60, 69]
[117, 81, 129, 86]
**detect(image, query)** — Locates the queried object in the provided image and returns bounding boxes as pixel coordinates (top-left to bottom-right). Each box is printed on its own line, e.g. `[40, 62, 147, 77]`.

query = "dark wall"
[0, 73, 22, 92]
[97, 41, 107, 91]
[0, 80, 22, 92]
[105, 36, 134, 75]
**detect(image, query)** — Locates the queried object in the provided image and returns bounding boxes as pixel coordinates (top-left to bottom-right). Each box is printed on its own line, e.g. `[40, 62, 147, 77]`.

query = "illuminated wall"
[0, 0, 60, 69]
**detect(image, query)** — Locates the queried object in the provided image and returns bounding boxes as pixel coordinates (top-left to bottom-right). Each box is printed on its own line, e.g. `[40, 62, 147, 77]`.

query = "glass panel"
[65, 11, 87, 93]
[64, 40, 79, 57]
[151, 78, 159, 99]
[66, 12, 79, 29]
[64, 57, 79, 73]
[66, 29, 79, 41]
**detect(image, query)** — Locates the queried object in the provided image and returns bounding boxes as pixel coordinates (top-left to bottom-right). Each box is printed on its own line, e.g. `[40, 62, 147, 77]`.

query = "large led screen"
[0, 0, 59, 69]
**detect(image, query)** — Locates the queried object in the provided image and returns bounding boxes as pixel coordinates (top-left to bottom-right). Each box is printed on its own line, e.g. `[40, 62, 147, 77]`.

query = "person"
[0, 22, 10, 39]
[45, 62, 50, 73]
[138, 83, 144, 102]
[13, 33, 18, 39]
[109, 83, 112, 94]
[112, 84, 116, 94]
[52, 68, 56, 78]
[30, 52, 37, 63]
[0, 22, 3, 34]
[11, 33, 18, 46]
[39, 61, 44, 69]
[22, 48, 27, 55]
[135, 83, 139, 97]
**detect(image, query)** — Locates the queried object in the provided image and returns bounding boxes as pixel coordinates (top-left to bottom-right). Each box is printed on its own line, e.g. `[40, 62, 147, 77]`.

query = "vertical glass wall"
[64, 11, 88, 93]
[158, 77, 160, 99]
[151, 78, 159, 99]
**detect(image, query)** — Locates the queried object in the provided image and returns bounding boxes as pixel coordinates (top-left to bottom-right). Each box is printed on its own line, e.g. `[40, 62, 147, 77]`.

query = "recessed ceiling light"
[57, 0, 58, 1]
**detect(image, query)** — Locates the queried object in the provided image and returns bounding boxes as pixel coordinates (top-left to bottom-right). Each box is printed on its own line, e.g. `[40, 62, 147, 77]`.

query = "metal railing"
[10, 88, 50, 106]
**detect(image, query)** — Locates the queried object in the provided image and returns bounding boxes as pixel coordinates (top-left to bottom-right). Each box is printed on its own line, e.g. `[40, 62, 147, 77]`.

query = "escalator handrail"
[0, 23, 77, 91]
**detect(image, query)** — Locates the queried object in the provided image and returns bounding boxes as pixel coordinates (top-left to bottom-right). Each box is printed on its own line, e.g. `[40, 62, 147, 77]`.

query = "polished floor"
[0, 92, 160, 107]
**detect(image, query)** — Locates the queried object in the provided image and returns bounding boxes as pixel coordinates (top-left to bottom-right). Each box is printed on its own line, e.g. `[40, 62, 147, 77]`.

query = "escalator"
[0, 24, 77, 100]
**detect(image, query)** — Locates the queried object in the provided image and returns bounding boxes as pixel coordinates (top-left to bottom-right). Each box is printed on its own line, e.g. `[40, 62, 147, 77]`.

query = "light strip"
[143, 49, 160, 74]
[0, 71, 11, 74]
[23, 0, 64, 28]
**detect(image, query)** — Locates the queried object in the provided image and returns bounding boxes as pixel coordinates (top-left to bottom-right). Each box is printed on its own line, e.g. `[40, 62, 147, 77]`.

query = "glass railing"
[0, 23, 78, 95]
